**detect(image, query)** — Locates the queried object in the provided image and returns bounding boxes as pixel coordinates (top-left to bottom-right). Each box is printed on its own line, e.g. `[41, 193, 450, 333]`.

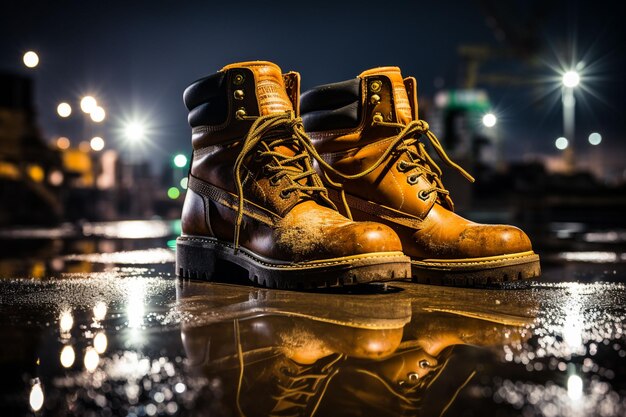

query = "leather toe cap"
[459, 224, 533, 258]
[334, 221, 403, 255]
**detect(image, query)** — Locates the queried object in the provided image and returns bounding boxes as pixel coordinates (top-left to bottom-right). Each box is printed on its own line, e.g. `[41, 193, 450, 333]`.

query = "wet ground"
[0, 220, 624, 417]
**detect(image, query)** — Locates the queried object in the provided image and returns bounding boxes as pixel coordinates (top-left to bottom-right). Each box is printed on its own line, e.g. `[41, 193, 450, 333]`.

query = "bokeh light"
[567, 374, 583, 401]
[90, 106, 106, 122]
[167, 187, 180, 199]
[555, 137, 569, 150]
[56, 136, 71, 150]
[94, 332, 108, 354]
[90, 136, 105, 152]
[60, 345, 75, 368]
[173, 154, 188, 168]
[23, 51, 39, 68]
[29, 380, 44, 411]
[59, 309, 74, 333]
[84, 347, 99, 372]
[57, 102, 72, 118]
[48, 170, 64, 186]
[80, 96, 97, 114]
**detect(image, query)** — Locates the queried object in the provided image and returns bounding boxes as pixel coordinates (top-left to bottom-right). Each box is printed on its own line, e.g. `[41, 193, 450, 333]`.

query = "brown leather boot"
[176, 62, 410, 289]
[300, 66, 540, 286]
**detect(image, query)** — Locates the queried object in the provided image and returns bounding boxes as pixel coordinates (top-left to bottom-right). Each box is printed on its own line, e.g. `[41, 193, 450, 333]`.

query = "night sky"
[1, 0, 624, 171]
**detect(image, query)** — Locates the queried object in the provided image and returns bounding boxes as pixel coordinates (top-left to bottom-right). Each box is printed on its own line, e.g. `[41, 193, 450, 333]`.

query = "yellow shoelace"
[232, 112, 471, 249]
[232, 111, 332, 252]
[295, 119, 475, 217]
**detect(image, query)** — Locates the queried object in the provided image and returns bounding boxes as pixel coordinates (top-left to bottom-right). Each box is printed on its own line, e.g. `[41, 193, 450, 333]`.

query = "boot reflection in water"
[177, 282, 534, 416]
[176, 61, 410, 290]
[177, 281, 411, 416]
[323, 308, 535, 416]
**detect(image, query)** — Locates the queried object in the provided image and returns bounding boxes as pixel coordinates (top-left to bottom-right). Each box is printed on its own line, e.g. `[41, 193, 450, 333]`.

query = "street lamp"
[561, 69, 580, 172]
[482, 113, 497, 128]
[124, 122, 146, 142]
[562, 71, 580, 88]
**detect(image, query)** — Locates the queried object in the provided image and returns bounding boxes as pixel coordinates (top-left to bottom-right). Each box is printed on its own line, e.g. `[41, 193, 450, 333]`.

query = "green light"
[173, 154, 188, 168]
[180, 177, 188, 189]
[172, 219, 182, 235]
[167, 187, 181, 199]
[166, 239, 177, 250]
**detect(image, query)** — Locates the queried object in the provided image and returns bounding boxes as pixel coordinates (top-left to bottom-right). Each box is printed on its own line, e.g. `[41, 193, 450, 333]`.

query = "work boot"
[300, 67, 540, 286]
[176, 62, 410, 289]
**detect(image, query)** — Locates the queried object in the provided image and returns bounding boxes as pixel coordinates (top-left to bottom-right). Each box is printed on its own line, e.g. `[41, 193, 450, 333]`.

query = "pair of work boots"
[176, 61, 540, 289]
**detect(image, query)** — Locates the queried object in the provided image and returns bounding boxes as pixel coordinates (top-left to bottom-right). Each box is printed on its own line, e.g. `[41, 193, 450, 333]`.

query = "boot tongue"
[358, 67, 412, 125]
[221, 61, 293, 115]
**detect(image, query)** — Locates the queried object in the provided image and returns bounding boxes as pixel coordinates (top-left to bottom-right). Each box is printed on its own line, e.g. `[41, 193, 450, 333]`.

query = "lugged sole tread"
[176, 236, 410, 290]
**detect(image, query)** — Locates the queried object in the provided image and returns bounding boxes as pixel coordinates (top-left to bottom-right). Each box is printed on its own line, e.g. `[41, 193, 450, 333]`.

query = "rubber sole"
[176, 236, 411, 290]
[411, 251, 541, 287]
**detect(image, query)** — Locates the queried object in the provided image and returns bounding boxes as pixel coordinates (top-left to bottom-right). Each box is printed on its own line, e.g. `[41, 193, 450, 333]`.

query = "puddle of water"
[0, 221, 624, 416]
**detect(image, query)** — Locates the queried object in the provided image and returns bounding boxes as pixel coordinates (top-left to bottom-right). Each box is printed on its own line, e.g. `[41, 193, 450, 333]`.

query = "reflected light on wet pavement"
[0, 220, 624, 416]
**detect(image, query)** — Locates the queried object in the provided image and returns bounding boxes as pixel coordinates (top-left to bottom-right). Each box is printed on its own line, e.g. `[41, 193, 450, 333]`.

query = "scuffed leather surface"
[182, 62, 403, 262]
[304, 67, 534, 260]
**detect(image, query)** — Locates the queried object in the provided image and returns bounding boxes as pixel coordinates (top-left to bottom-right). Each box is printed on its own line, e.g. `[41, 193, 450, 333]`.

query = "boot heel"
[176, 238, 216, 281]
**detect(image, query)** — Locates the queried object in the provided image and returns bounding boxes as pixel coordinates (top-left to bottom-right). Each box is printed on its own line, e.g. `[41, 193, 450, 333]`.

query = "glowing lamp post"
[124, 123, 145, 143]
[561, 70, 580, 172]
[482, 113, 497, 128]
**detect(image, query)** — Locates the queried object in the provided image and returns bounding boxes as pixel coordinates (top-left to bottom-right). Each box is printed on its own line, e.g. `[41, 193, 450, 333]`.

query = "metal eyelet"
[279, 189, 291, 199]
[372, 112, 383, 123]
[407, 175, 419, 185]
[370, 94, 381, 104]
[407, 372, 419, 382]
[419, 360, 431, 369]
[269, 176, 280, 186]
[370, 80, 382, 92]
[235, 108, 246, 119]
[233, 73, 245, 85]
[418, 190, 430, 200]
[397, 160, 409, 172]
[234, 89, 245, 100]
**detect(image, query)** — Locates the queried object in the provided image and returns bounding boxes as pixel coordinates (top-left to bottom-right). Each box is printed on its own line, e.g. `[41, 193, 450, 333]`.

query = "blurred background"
[0, 0, 624, 231]
[1, 3, 626, 416]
